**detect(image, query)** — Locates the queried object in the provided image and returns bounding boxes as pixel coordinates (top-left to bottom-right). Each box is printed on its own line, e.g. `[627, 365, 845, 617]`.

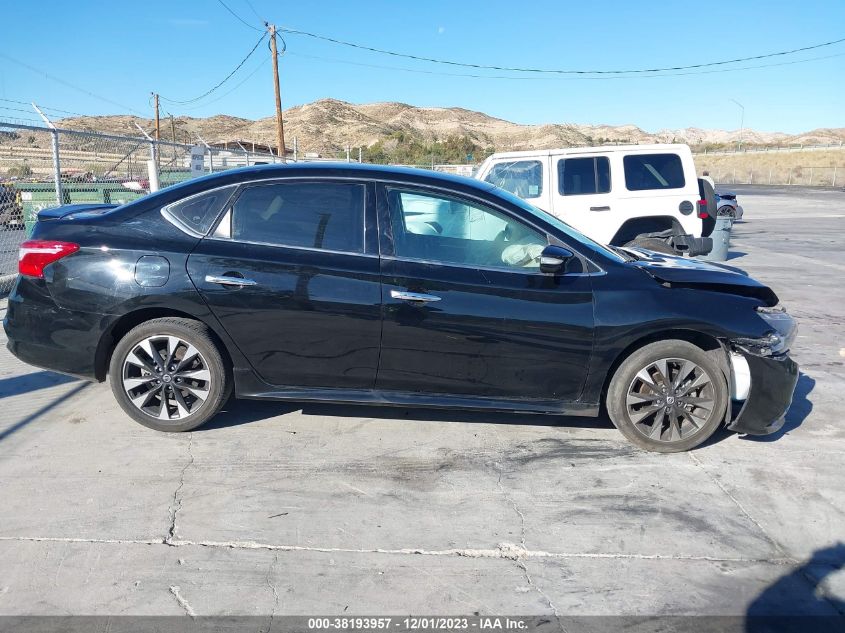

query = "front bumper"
[727, 353, 799, 435]
[670, 234, 713, 257]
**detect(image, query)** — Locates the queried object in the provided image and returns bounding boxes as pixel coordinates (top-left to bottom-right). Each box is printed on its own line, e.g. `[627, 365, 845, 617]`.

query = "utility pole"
[268, 24, 286, 162]
[169, 114, 176, 143]
[729, 98, 744, 151]
[152, 93, 160, 141]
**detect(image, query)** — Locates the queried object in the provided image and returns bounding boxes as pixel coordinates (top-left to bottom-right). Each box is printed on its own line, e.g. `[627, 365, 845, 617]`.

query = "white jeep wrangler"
[475, 144, 712, 256]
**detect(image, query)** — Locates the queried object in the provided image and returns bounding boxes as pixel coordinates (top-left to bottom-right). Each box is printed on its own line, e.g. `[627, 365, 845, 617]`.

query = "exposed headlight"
[733, 306, 796, 357]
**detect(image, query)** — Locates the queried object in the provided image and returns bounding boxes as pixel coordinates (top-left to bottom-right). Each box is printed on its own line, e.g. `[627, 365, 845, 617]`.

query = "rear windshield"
[623, 154, 685, 191]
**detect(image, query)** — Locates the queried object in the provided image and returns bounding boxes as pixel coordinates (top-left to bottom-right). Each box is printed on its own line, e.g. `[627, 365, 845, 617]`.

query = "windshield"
[489, 185, 626, 262]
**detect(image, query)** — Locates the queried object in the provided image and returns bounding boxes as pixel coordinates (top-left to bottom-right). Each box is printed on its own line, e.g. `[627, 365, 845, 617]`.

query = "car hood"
[626, 249, 778, 305]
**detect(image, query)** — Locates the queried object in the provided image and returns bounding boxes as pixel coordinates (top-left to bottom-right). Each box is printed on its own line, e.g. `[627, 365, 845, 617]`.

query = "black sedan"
[3, 164, 797, 452]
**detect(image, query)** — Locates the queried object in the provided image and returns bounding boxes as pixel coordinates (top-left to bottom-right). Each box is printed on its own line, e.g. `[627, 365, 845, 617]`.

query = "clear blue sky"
[1, 0, 843, 133]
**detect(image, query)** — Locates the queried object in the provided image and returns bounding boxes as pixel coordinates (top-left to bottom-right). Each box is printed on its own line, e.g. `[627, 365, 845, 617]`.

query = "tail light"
[697, 199, 709, 219]
[19, 240, 80, 278]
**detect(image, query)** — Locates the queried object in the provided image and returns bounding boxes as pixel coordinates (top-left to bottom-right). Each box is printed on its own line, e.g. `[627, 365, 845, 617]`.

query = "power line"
[0, 53, 147, 115]
[216, 0, 263, 31]
[0, 97, 87, 117]
[288, 49, 845, 81]
[183, 57, 271, 111]
[160, 32, 267, 105]
[243, 0, 265, 23]
[280, 27, 845, 75]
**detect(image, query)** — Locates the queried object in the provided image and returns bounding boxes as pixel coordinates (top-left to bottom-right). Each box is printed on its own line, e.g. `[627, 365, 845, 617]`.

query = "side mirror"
[539, 244, 574, 275]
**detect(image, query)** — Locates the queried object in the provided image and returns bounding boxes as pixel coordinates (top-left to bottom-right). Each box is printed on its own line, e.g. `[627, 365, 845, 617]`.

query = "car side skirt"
[234, 369, 599, 417]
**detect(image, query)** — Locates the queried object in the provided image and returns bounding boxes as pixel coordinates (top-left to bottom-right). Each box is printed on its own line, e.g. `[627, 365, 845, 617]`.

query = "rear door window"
[623, 154, 685, 191]
[557, 157, 611, 195]
[484, 160, 543, 199]
[229, 181, 365, 253]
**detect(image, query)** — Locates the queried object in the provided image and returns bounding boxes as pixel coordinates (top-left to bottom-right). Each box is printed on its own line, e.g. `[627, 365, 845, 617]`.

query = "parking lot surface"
[0, 185, 844, 616]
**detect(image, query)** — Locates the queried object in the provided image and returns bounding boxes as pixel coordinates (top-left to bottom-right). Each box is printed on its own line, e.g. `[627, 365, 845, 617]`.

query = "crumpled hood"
[627, 249, 779, 306]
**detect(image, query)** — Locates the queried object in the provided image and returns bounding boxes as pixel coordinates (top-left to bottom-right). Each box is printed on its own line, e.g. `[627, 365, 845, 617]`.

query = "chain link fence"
[704, 166, 841, 187]
[0, 120, 295, 293]
[0, 119, 482, 294]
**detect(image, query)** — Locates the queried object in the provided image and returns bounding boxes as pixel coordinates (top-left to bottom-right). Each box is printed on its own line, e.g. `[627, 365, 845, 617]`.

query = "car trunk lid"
[37, 203, 118, 222]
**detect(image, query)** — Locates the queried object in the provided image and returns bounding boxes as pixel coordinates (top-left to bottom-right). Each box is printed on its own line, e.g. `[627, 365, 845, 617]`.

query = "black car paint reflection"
[4, 163, 797, 437]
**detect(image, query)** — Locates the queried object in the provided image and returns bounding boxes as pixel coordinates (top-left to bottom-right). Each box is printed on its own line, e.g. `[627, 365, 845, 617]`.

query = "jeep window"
[484, 160, 543, 199]
[557, 157, 611, 195]
[623, 153, 685, 191]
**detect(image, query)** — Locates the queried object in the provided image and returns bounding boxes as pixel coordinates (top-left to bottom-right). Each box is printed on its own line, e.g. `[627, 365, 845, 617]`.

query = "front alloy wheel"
[109, 317, 231, 432]
[626, 358, 716, 443]
[607, 340, 728, 452]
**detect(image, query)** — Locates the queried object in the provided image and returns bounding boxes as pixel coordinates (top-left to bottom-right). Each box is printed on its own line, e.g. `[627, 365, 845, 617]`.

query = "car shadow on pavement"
[0, 382, 89, 442]
[746, 542, 845, 625]
[741, 372, 815, 444]
[0, 370, 78, 400]
[201, 397, 754, 450]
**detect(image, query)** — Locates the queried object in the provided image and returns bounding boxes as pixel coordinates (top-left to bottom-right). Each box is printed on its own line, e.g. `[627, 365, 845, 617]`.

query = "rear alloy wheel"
[607, 340, 728, 452]
[109, 318, 231, 432]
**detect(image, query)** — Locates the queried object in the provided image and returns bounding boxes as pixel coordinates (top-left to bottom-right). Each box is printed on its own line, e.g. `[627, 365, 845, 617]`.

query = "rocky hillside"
[31, 98, 845, 154]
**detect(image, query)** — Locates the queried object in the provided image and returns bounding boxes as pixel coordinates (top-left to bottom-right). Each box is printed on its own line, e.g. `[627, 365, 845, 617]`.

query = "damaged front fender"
[727, 353, 799, 435]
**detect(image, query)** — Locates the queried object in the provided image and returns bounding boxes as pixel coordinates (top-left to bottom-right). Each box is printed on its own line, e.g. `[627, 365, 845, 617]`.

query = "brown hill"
[45, 98, 845, 154]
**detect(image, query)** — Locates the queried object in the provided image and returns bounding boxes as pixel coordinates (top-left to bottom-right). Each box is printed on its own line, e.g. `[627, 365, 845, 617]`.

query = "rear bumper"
[727, 353, 799, 435]
[3, 279, 101, 380]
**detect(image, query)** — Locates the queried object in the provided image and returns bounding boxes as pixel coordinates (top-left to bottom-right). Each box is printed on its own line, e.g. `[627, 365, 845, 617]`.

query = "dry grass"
[694, 149, 845, 186]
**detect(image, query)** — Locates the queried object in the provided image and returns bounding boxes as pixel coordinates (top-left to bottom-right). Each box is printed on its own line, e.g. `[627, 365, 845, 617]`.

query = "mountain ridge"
[50, 98, 845, 154]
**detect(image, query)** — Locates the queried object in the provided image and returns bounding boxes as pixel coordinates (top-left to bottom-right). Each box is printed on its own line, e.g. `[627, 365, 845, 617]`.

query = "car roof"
[175, 161, 488, 192]
[484, 143, 692, 160]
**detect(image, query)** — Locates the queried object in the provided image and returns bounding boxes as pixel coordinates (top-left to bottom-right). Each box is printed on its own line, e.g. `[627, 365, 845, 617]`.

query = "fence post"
[809, 167, 813, 186]
[788, 169, 792, 185]
[768, 168, 772, 184]
[749, 169, 753, 184]
[32, 103, 64, 205]
[51, 129, 63, 204]
[293, 137, 298, 162]
[833, 166, 837, 188]
[732, 168, 736, 184]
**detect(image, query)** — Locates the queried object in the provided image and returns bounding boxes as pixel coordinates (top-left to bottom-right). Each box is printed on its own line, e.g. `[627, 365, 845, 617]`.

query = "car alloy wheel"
[626, 357, 716, 443]
[121, 335, 212, 422]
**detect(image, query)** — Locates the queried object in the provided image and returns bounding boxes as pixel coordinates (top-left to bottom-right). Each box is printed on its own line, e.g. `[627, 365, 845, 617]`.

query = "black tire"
[109, 317, 231, 432]
[624, 236, 676, 255]
[606, 340, 728, 453]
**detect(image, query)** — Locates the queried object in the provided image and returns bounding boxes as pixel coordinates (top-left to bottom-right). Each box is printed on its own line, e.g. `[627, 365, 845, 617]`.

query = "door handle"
[205, 274, 257, 287]
[590, 206, 611, 211]
[390, 290, 441, 303]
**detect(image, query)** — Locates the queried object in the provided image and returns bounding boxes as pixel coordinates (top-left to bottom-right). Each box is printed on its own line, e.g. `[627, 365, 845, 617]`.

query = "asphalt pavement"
[0, 185, 843, 618]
